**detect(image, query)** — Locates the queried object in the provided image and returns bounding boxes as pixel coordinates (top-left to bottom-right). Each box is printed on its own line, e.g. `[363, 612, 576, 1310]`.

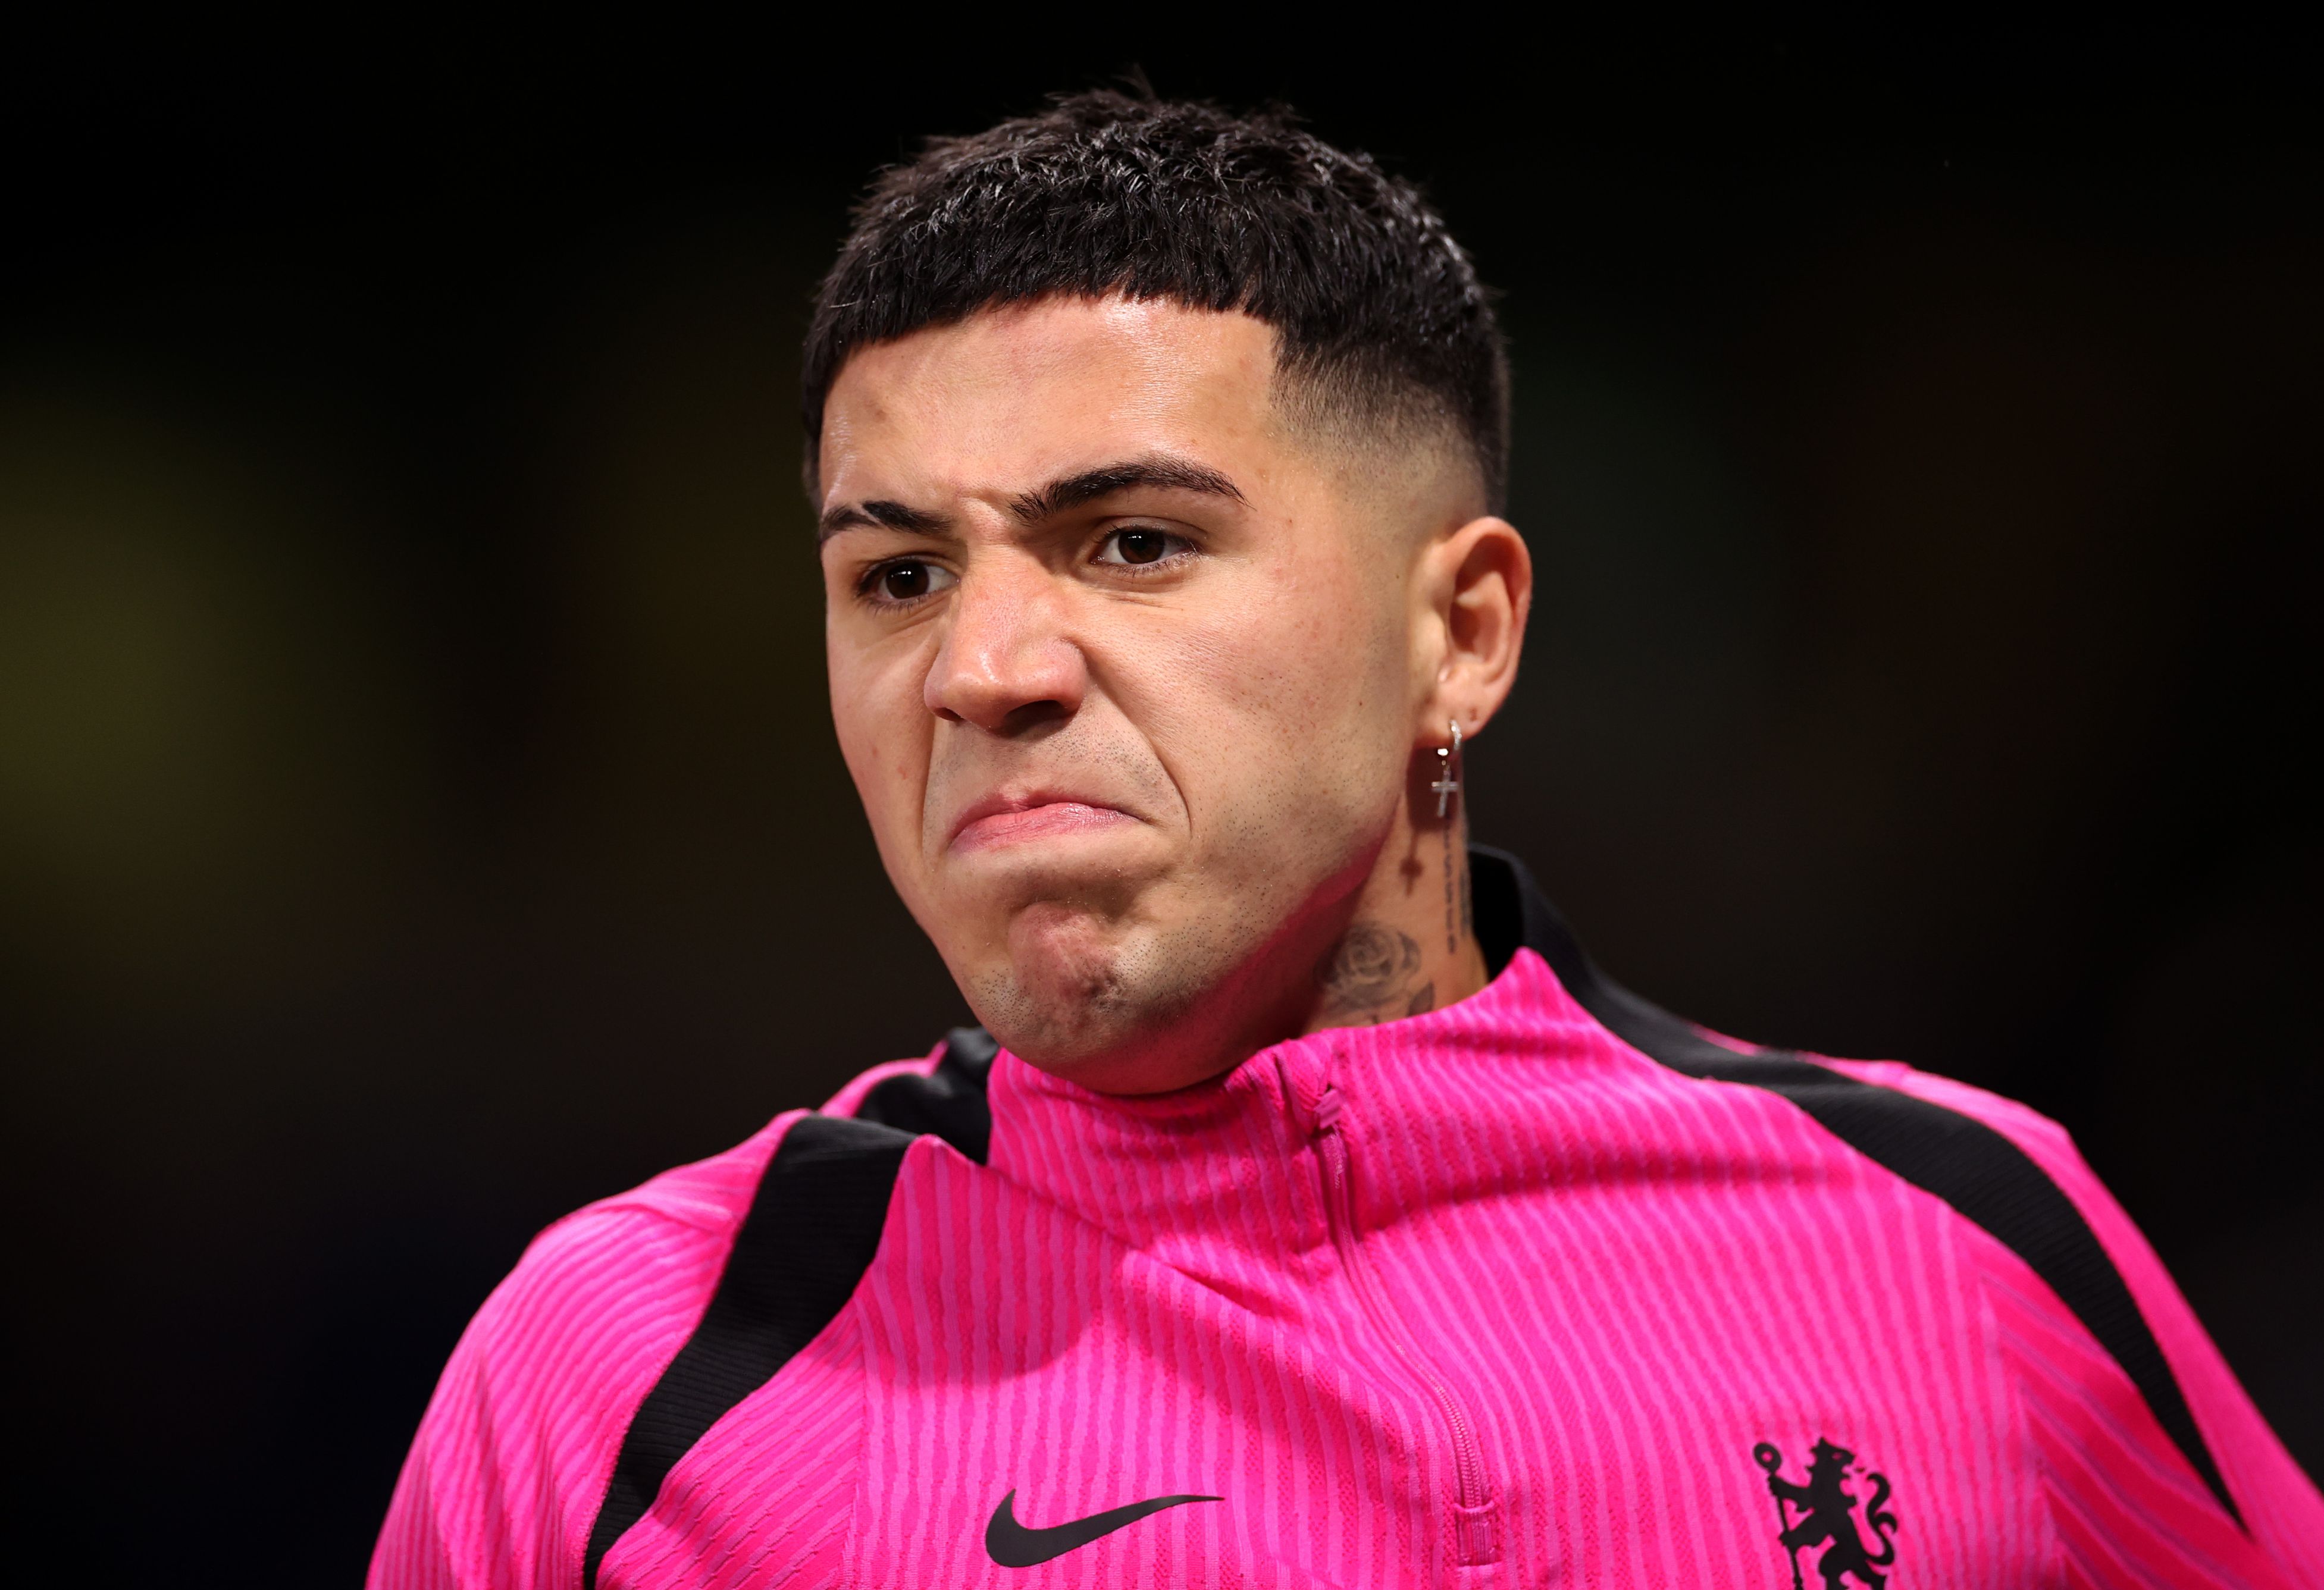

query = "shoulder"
[1808, 1055, 2324, 1575]
[1622, 1023, 2303, 1550]
[375, 1034, 998, 1589]
[579, 1032, 997, 1586]
[474, 1113, 798, 1371]
[1734, 1045, 2323, 1557]
[472, 1026, 995, 1422]
[372, 1111, 806, 1588]
[1484, 847, 2323, 1558]
[474, 1025, 997, 1374]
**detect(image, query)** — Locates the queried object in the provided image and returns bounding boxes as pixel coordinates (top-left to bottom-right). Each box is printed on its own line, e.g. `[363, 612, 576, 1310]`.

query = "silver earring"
[1432, 719, 1464, 818]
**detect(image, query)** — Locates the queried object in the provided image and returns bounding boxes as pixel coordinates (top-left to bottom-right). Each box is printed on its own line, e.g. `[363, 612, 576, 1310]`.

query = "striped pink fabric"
[372, 947, 2324, 1588]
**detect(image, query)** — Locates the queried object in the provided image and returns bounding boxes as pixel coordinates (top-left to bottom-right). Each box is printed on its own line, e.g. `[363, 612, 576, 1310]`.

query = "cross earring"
[1431, 719, 1464, 819]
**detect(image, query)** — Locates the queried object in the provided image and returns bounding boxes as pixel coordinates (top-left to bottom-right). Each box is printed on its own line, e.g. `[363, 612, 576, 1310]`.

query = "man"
[372, 92, 2323, 1589]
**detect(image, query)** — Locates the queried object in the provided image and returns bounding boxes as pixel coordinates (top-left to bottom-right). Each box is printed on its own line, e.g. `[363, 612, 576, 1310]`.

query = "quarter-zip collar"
[981, 942, 1611, 1277]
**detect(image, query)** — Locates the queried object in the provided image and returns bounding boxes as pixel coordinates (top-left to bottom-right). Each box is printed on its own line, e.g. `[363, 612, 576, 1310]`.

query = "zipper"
[1310, 1084, 1501, 1567]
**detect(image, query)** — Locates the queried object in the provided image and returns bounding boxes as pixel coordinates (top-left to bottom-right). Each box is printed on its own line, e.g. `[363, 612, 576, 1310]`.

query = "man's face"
[817, 296, 1448, 1087]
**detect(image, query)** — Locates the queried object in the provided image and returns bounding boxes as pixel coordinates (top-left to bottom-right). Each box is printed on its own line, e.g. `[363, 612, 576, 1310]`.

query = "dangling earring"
[1432, 719, 1464, 819]
[1434, 719, 1467, 955]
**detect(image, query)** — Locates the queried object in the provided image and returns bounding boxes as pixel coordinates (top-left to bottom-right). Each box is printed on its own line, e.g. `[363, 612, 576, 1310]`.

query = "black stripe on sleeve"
[1470, 845, 2242, 1528]
[581, 1113, 914, 1588]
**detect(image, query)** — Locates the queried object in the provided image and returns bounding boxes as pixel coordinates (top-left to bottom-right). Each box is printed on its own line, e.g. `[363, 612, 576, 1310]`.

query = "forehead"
[816, 297, 1283, 506]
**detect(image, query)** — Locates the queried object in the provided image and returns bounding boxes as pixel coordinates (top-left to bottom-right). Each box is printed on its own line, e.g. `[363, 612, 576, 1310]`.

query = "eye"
[861, 558, 958, 605]
[1094, 526, 1192, 568]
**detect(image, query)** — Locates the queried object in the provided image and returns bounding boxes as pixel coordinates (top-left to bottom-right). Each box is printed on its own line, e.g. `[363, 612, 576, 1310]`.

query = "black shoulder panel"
[581, 1113, 915, 1588]
[1470, 846, 2242, 1527]
[850, 1025, 997, 1164]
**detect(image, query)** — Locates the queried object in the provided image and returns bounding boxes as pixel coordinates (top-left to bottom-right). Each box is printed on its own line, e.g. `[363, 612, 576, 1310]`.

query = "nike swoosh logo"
[984, 1488, 1221, 1567]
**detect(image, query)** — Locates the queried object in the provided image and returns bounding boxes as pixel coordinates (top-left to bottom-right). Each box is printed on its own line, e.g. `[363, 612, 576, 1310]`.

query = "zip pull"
[1311, 1087, 1354, 1207]
[1311, 1084, 1347, 1138]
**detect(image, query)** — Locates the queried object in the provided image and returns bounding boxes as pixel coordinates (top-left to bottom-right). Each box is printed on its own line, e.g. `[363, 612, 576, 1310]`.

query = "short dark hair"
[803, 90, 1510, 510]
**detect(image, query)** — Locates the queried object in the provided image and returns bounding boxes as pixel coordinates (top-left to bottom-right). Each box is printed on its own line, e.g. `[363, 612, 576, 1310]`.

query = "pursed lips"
[947, 791, 1138, 854]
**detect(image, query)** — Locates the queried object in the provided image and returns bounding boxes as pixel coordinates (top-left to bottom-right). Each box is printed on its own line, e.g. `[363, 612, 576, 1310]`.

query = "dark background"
[3, 26, 2316, 1584]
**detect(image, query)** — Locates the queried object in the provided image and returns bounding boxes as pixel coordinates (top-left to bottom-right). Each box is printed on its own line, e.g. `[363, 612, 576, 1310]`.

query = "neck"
[1301, 784, 1488, 1036]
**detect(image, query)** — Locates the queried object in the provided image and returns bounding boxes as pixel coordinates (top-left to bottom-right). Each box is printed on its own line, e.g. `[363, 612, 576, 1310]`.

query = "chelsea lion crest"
[1751, 1437, 1900, 1589]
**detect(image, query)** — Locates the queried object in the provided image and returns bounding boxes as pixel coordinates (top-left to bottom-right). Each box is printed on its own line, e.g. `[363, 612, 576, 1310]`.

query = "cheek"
[826, 637, 934, 843]
[1232, 560, 1400, 723]
[1147, 558, 1408, 815]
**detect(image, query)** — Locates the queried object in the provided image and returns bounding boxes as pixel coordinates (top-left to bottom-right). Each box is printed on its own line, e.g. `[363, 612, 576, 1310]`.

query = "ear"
[1417, 516, 1532, 741]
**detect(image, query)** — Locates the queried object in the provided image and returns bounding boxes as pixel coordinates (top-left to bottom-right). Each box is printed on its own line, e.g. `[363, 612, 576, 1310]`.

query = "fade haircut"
[803, 90, 1510, 511]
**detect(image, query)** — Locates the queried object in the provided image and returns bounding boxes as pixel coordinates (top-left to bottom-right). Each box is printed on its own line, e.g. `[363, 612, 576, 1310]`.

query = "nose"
[923, 554, 1087, 733]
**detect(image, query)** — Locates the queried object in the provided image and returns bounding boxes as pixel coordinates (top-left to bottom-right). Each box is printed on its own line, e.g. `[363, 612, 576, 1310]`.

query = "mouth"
[948, 791, 1139, 854]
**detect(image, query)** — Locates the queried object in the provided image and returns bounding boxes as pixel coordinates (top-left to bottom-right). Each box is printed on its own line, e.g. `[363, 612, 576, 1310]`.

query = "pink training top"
[372, 851, 2324, 1588]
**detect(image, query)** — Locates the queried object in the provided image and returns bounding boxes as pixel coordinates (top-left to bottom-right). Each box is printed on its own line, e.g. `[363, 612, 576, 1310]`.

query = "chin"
[1006, 900, 1133, 1011]
[967, 971, 1132, 1072]
[962, 898, 1263, 1091]
[962, 908, 1151, 1060]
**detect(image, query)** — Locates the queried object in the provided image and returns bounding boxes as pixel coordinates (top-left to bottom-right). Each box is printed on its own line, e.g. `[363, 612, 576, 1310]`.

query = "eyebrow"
[1007, 456, 1246, 522]
[816, 454, 1246, 545]
[816, 498, 948, 542]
